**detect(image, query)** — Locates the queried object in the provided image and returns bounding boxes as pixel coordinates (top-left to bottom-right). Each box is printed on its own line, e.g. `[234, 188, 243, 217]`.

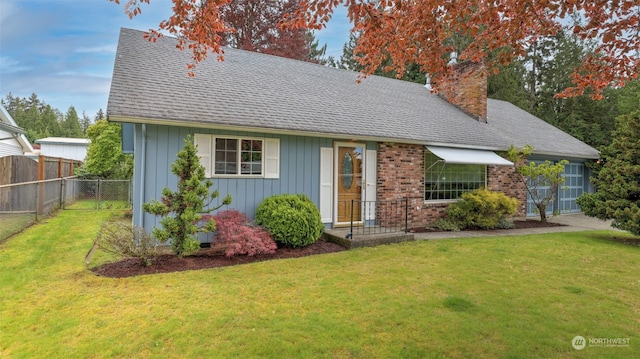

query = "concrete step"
[323, 229, 415, 249]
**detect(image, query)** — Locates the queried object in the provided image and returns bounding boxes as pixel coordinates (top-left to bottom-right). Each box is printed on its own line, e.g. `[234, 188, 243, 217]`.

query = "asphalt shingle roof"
[108, 28, 599, 159]
[487, 100, 599, 159]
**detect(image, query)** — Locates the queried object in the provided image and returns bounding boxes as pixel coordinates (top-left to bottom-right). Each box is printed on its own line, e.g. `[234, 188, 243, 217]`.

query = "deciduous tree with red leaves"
[219, 0, 315, 61]
[113, 0, 638, 97]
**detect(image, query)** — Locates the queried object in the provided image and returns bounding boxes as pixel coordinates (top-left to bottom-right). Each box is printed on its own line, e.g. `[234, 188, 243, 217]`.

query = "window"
[215, 138, 263, 175]
[194, 134, 279, 178]
[424, 150, 486, 200]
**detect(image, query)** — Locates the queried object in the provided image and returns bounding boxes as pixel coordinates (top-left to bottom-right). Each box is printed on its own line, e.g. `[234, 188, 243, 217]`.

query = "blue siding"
[121, 123, 135, 154]
[132, 124, 333, 238]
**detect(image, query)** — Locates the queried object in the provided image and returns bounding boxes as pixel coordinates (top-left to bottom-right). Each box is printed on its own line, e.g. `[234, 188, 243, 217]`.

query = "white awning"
[426, 146, 513, 166]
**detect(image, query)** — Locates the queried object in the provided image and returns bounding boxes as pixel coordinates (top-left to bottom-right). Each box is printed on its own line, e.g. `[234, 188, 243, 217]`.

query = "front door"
[336, 145, 363, 224]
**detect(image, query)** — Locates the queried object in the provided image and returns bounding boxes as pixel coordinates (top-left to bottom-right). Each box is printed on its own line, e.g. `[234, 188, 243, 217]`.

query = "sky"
[0, 0, 351, 119]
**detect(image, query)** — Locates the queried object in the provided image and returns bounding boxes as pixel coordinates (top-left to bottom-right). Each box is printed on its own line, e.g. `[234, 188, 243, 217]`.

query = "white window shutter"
[193, 134, 212, 177]
[365, 149, 377, 220]
[320, 147, 333, 223]
[264, 138, 280, 179]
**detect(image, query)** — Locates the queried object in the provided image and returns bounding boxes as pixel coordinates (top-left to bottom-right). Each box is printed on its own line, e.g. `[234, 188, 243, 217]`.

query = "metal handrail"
[347, 197, 411, 238]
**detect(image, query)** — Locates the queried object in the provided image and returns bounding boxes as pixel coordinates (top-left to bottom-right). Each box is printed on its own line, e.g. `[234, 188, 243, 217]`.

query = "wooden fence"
[0, 155, 80, 185]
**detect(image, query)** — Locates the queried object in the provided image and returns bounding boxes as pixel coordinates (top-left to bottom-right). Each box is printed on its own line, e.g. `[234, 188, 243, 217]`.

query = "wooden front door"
[337, 145, 363, 223]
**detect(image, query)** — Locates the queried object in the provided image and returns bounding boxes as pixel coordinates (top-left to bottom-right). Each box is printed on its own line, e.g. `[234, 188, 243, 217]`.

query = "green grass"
[1, 210, 638, 358]
[0, 212, 36, 242]
[65, 200, 131, 210]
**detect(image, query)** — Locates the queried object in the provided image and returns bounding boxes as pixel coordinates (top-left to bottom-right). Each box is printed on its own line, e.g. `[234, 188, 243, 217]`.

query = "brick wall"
[376, 142, 427, 228]
[376, 143, 527, 229]
[438, 61, 488, 122]
[487, 164, 528, 217]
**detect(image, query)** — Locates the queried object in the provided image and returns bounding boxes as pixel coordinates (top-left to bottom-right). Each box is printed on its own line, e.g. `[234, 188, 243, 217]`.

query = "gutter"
[138, 124, 147, 228]
[110, 116, 600, 161]
[108, 115, 511, 153]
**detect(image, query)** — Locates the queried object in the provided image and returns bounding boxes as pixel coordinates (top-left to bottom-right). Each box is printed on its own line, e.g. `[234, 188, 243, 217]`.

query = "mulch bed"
[92, 220, 564, 278]
[92, 239, 346, 278]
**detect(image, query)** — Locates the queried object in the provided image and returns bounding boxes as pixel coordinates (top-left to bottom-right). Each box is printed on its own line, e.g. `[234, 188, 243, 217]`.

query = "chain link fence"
[0, 178, 132, 241]
[64, 179, 132, 210]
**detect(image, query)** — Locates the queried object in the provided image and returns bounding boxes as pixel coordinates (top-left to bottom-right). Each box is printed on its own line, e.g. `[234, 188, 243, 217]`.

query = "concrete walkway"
[413, 213, 617, 241]
[324, 214, 619, 248]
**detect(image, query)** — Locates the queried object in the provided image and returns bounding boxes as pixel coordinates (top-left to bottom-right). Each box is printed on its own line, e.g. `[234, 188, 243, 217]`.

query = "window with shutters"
[194, 134, 279, 178]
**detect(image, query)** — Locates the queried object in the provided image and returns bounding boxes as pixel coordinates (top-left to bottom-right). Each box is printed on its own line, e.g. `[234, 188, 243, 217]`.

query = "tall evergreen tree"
[94, 109, 106, 122]
[37, 106, 62, 139]
[617, 79, 640, 116]
[307, 33, 328, 64]
[577, 111, 640, 236]
[80, 111, 92, 136]
[61, 106, 83, 137]
[331, 32, 361, 71]
[487, 59, 530, 111]
[2, 93, 20, 113]
[331, 32, 425, 84]
[2, 93, 64, 142]
[26, 93, 44, 112]
[532, 31, 617, 148]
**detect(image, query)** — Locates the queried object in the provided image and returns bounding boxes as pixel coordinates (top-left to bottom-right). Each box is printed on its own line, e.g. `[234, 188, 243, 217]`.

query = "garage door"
[558, 162, 584, 213]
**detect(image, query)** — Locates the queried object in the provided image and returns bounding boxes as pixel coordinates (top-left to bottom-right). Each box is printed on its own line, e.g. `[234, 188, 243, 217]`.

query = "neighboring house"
[107, 28, 599, 238]
[0, 105, 34, 157]
[35, 137, 90, 162]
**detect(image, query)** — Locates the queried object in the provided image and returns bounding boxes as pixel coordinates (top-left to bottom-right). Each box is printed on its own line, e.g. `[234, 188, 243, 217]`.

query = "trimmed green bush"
[256, 194, 324, 248]
[496, 217, 516, 229]
[430, 218, 462, 232]
[445, 188, 519, 230]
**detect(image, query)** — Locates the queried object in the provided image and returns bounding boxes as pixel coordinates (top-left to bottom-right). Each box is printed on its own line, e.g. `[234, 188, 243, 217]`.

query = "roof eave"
[529, 149, 600, 161]
[108, 114, 512, 152]
[0, 121, 25, 134]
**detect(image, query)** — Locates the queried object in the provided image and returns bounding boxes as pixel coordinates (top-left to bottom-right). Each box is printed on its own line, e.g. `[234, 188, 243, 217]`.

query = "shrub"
[255, 193, 324, 248]
[496, 218, 515, 229]
[96, 220, 157, 266]
[203, 210, 277, 257]
[430, 218, 461, 231]
[445, 188, 519, 230]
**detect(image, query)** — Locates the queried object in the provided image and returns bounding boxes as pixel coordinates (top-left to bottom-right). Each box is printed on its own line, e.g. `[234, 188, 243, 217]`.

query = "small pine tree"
[577, 111, 640, 236]
[143, 135, 232, 256]
[507, 145, 568, 222]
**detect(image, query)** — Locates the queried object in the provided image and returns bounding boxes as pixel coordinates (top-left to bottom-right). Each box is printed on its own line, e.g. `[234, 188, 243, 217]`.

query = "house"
[35, 137, 90, 162]
[107, 28, 599, 238]
[0, 105, 34, 157]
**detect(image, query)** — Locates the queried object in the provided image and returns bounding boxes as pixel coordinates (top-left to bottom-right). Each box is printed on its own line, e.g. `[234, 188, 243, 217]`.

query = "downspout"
[138, 124, 147, 228]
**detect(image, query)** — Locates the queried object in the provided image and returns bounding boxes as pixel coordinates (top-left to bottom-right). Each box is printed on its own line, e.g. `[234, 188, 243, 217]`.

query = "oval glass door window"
[341, 153, 353, 190]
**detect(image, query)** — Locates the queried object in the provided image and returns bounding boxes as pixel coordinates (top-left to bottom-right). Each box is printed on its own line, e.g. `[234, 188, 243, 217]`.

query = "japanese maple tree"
[113, 0, 638, 97]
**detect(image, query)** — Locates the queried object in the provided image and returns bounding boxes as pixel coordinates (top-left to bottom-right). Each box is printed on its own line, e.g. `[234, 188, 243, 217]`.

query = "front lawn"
[0, 209, 638, 358]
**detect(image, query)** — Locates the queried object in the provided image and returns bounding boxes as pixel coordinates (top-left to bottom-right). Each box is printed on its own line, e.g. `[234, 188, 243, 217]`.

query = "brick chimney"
[438, 61, 488, 123]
